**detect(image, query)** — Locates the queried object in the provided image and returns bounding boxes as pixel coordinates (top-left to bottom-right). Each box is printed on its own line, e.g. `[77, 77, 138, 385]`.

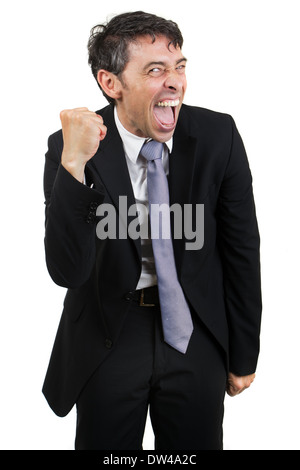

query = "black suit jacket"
[42, 104, 262, 417]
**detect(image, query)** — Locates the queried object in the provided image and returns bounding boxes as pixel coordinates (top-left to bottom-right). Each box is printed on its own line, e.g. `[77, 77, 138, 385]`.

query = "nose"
[164, 68, 185, 92]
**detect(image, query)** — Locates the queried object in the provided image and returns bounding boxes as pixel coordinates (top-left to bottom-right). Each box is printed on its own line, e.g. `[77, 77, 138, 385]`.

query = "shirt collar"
[114, 106, 173, 164]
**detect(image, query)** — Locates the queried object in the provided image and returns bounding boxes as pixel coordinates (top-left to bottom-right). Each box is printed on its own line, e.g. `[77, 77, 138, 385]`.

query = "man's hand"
[226, 372, 256, 397]
[60, 107, 107, 182]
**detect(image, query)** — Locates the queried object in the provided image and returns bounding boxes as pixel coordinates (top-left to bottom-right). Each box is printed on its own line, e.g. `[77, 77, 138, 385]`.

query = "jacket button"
[90, 202, 98, 210]
[124, 292, 134, 301]
[105, 339, 113, 349]
[85, 202, 98, 224]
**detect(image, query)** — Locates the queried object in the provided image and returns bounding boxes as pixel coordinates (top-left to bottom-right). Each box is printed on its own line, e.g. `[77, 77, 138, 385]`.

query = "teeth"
[157, 99, 180, 107]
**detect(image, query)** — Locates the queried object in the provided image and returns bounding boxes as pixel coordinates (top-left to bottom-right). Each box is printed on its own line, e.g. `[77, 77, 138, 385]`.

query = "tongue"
[154, 105, 174, 125]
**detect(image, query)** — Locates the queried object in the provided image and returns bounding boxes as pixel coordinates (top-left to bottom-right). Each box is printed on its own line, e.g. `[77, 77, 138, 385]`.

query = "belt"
[124, 285, 160, 307]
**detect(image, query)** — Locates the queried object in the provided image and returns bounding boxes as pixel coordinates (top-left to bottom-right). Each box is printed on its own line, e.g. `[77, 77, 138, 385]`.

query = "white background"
[0, 0, 299, 450]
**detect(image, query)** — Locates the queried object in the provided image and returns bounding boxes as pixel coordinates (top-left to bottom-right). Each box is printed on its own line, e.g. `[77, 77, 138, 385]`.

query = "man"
[43, 11, 262, 450]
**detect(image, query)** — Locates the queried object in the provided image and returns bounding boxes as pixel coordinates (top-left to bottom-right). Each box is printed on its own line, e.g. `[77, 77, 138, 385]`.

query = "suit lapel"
[169, 131, 197, 207]
[86, 105, 141, 260]
[169, 108, 197, 271]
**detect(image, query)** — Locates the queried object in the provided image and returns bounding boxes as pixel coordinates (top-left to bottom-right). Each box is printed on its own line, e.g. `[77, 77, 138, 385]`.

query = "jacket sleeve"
[217, 117, 262, 376]
[43, 132, 105, 288]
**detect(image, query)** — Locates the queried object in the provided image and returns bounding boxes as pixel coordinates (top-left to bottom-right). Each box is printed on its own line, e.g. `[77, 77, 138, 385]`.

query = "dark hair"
[87, 11, 184, 104]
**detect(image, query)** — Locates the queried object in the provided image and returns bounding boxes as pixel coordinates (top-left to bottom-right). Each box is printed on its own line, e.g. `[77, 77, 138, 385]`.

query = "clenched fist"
[226, 372, 256, 397]
[60, 107, 107, 182]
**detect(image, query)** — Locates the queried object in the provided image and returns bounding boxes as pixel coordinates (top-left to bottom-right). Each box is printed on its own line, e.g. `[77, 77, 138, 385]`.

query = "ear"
[97, 70, 123, 100]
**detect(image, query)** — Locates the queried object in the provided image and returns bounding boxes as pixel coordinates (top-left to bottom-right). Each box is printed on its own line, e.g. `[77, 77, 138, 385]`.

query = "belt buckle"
[139, 289, 155, 307]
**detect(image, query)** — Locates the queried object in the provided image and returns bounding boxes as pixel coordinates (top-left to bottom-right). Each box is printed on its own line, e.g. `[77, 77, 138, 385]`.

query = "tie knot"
[140, 140, 164, 162]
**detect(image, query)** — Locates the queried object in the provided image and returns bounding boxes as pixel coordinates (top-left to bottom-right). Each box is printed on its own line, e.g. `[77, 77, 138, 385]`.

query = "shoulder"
[175, 104, 241, 158]
[179, 104, 233, 138]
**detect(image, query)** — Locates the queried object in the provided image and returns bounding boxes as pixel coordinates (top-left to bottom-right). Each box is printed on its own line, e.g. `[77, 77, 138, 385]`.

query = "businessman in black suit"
[43, 11, 262, 450]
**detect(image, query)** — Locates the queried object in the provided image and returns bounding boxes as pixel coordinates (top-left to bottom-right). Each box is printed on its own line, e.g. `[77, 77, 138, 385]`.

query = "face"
[114, 35, 187, 142]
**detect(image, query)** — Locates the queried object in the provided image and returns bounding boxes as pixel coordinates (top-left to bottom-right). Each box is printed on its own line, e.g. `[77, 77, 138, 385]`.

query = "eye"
[176, 64, 186, 73]
[148, 67, 163, 76]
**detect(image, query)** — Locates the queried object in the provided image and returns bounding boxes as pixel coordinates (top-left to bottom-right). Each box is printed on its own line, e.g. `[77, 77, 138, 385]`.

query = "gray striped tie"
[141, 140, 194, 354]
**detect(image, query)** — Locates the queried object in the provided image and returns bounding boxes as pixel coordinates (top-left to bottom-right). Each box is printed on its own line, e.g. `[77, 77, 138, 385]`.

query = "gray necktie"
[140, 140, 194, 354]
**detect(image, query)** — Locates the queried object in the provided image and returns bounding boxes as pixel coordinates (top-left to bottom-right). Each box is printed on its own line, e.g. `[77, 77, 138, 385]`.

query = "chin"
[150, 122, 177, 143]
[157, 126, 177, 142]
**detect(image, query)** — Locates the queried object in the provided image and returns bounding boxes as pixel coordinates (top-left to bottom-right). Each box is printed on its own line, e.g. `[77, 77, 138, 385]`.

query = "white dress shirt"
[114, 106, 173, 289]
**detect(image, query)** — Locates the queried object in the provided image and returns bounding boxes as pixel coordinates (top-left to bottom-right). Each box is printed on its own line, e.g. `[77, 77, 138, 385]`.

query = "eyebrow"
[143, 57, 188, 70]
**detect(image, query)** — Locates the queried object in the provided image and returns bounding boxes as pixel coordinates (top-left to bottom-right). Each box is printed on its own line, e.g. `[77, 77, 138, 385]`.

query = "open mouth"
[153, 99, 180, 128]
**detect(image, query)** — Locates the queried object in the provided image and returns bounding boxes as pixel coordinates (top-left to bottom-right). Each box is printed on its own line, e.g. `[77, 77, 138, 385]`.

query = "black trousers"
[75, 300, 227, 450]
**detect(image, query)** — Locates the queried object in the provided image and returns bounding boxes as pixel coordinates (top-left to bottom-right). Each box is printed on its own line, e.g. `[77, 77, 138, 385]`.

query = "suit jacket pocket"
[63, 283, 91, 322]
